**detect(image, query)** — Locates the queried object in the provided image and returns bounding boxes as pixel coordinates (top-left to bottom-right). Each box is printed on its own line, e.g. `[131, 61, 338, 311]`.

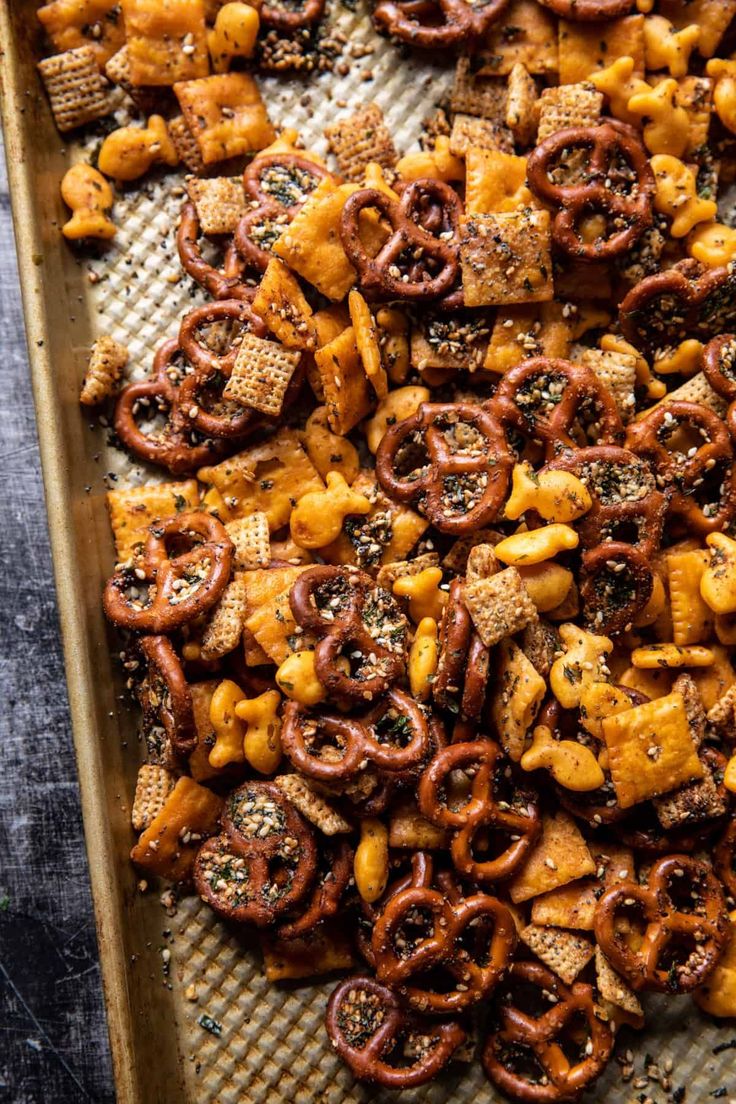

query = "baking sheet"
[2, 0, 736, 1099]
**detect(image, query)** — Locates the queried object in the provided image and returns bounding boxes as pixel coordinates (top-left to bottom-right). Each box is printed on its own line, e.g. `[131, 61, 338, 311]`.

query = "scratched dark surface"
[0, 135, 116, 1103]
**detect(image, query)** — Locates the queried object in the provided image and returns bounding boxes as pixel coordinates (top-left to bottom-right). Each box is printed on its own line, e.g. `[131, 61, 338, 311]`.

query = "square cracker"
[520, 925, 594, 986]
[225, 512, 270, 571]
[459, 209, 553, 307]
[324, 103, 397, 182]
[131, 764, 176, 832]
[462, 567, 538, 648]
[464, 149, 533, 216]
[510, 811, 596, 904]
[659, 0, 736, 57]
[490, 638, 546, 761]
[558, 15, 645, 84]
[37, 46, 112, 132]
[174, 73, 275, 165]
[450, 58, 507, 119]
[273, 180, 360, 302]
[595, 947, 644, 1018]
[37, 0, 125, 67]
[531, 844, 634, 930]
[449, 113, 513, 157]
[224, 332, 301, 417]
[121, 0, 209, 86]
[186, 177, 246, 235]
[536, 82, 603, 141]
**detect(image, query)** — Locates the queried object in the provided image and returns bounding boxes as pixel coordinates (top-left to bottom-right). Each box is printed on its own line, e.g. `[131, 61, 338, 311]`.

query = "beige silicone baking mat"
[2, 0, 736, 1100]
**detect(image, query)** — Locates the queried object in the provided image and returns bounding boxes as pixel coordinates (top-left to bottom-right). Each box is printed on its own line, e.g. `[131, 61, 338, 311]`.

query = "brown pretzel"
[482, 961, 614, 1104]
[193, 782, 317, 927]
[114, 338, 227, 475]
[594, 854, 729, 992]
[275, 840, 353, 940]
[177, 202, 252, 301]
[340, 182, 460, 302]
[619, 259, 736, 353]
[135, 635, 196, 764]
[374, 0, 508, 48]
[325, 976, 466, 1088]
[357, 852, 434, 968]
[281, 688, 430, 782]
[261, 0, 325, 29]
[433, 579, 489, 719]
[490, 357, 624, 458]
[703, 334, 736, 402]
[376, 402, 512, 535]
[536, 0, 633, 18]
[541, 446, 666, 558]
[627, 400, 736, 535]
[234, 202, 290, 274]
[715, 819, 736, 901]
[580, 541, 654, 636]
[372, 865, 517, 1013]
[419, 739, 540, 883]
[103, 512, 233, 633]
[289, 566, 408, 705]
[526, 121, 654, 261]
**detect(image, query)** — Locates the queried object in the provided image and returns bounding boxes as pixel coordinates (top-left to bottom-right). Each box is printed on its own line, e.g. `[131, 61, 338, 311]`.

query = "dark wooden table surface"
[0, 135, 116, 1103]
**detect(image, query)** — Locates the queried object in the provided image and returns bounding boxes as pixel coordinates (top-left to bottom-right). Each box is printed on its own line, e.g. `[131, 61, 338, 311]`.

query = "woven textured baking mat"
[63, 5, 736, 1100]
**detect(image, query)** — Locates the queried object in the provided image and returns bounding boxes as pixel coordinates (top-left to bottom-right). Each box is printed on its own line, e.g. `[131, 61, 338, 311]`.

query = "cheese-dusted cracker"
[37, 0, 125, 67]
[462, 567, 537, 648]
[37, 46, 112, 132]
[200, 575, 248, 661]
[224, 332, 301, 417]
[464, 149, 533, 216]
[558, 14, 645, 84]
[531, 844, 634, 930]
[275, 775, 351, 835]
[520, 925, 594, 986]
[449, 113, 513, 158]
[536, 82, 603, 141]
[186, 177, 246, 235]
[273, 180, 363, 302]
[349, 290, 388, 400]
[261, 927, 355, 982]
[225, 512, 271, 571]
[490, 638, 546, 761]
[106, 480, 199, 563]
[667, 550, 713, 647]
[510, 811, 596, 904]
[252, 259, 318, 351]
[324, 103, 397, 182]
[459, 209, 553, 307]
[478, 0, 558, 76]
[243, 566, 312, 663]
[313, 326, 374, 436]
[130, 777, 223, 881]
[659, 0, 736, 57]
[174, 73, 275, 165]
[131, 763, 176, 832]
[121, 0, 209, 86]
[79, 335, 128, 406]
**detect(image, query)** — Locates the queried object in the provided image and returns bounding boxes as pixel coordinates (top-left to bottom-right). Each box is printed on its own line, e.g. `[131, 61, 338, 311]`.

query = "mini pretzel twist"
[372, 860, 517, 1013]
[619, 259, 736, 354]
[177, 202, 252, 301]
[541, 445, 666, 558]
[289, 566, 409, 705]
[135, 635, 197, 761]
[535, 0, 633, 18]
[490, 357, 624, 458]
[594, 854, 729, 992]
[526, 121, 654, 260]
[433, 579, 490, 719]
[281, 688, 431, 782]
[373, 0, 508, 49]
[235, 154, 331, 272]
[418, 739, 541, 883]
[275, 839, 353, 940]
[114, 338, 227, 475]
[193, 782, 318, 927]
[340, 181, 461, 302]
[261, 0, 326, 29]
[325, 976, 466, 1088]
[702, 333, 736, 443]
[579, 540, 654, 636]
[103, 512, 234, 633]
[482, 961, 614, 1104]
[376, 401, 512, 534]
[627, 400, 736, 535]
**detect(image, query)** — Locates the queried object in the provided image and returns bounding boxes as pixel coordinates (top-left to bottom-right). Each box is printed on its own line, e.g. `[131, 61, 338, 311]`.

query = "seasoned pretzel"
[114, 338, 227, 475]
[281, 688, 430, 782]
[234, 201, 289, 274]
[715, 819, 736, 902]
[372, 863, 517, 1013]
[340, 182, 460, 302]
[103, 512, 233, 633]
[325, 976, 466, 1088]
[490, 358, 624, 459]
[482, 961, 614, 1104]
[376, 402, 512, 535]
[357, 851, 433, 967]
[374, 0, 508, 49]
[261, 0, 326, 30]
[619, 260, 736, 354]
[580, 541, 654, 636]
[627, 400, 736, 535]
[275, 840, 353, 940]
[177, 202, 251, 301]
[703, 334, 736, 403]
[178, 298, 266, 375]
[419, 739, 540, 883]
[542, 446, 666, 558]
[536, 0, 633, 18]
[289, 566, 408, 705]
[594, 854, 729, 992]
[433, 579, 489, 719]
[194, 782, 317, 927]
[526, 121, 654, 261]
[136, 635, 196, 761]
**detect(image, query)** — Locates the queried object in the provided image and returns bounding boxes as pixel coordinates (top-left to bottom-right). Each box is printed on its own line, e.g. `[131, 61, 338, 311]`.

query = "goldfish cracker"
[395, 136, 464, 183]
[276, 650, 327, 706]
[652, 339, 704, 376]
[644, 16, 699, 79]
[98, 115, 178, 182]
[627, 80, 690, 158]
[234, 690, 282, 774]
[409, 617, 438, 702]
[393, 567, 447, 623]
[363, 162, 400, 199]
[701, 533, 736, 615]
[60, 163, 115, 240]
[354, 818, 389, 903]
[633, 573, 666, 628]
[505, 462, 591, 524]
[689, 222, 736, 268]
[707, 59, 736, 135]
[207, 2, 259, 71]
[579, 682, 637, 740]
[301, 407, 360, 484]
[516, 563, 573, 614]
[365, 386, 430, 453]
[209, 679, 246, 768]
[590, 58, 649, 127]
[521, 724, 605, 792]
[290, 471, 371, 549]
[650, 155, 717, 238]
[550, 624, 613, 710]
[495, 524, 579, 567]
[631, 644, 714, 669]
[255, 129, 326, 167]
